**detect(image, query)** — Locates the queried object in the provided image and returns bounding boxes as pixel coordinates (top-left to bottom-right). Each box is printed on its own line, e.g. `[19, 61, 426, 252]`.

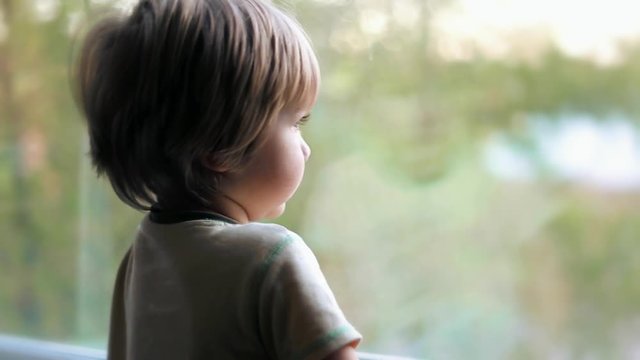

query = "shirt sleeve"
[256, 231, 362, 360]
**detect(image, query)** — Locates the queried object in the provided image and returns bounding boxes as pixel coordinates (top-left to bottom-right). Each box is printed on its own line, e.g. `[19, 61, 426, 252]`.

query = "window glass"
[1, 0, 640, 358]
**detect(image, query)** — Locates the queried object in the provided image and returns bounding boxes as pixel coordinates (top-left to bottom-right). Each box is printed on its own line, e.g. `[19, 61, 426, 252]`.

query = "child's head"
[75, 0, 319, 217]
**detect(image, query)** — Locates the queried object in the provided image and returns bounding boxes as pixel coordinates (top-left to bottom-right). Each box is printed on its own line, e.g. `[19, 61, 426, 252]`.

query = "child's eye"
[295, 114, 311, 129]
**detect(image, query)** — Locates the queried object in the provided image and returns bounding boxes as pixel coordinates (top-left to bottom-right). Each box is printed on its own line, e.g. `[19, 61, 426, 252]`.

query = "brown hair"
[74, 0, 320, 210]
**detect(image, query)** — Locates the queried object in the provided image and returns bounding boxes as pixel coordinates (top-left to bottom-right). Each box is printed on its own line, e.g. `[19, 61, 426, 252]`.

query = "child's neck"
[155, 195, 251, 224]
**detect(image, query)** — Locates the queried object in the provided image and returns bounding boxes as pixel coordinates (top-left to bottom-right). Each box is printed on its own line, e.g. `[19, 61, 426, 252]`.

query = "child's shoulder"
[215, 222, 315, 270]
[220, 221, 309, 257]
[139, 216, 315, 276]
[142, 216, 310, 263]
[225, 221, 293, 240]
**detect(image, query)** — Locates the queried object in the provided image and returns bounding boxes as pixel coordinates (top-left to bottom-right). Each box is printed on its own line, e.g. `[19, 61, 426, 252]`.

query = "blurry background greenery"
[2, 0, 640, 358]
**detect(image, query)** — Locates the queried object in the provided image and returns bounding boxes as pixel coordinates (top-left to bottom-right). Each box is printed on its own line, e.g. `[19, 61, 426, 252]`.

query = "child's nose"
[302, 139, 311, 162]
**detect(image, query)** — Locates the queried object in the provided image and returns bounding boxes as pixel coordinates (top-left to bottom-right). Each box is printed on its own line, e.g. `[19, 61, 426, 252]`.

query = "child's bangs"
[275, 17, 320, 110]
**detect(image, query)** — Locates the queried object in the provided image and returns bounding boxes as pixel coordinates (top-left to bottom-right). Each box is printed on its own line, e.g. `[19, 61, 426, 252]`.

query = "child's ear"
[201, 154, 232, 173]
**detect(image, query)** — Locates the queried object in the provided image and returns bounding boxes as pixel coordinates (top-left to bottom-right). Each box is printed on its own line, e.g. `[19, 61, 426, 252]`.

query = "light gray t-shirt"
[107, 213, 361, 360]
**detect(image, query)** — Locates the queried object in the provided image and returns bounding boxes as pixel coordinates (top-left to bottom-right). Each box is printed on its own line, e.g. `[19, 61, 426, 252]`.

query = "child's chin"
[264, 203, 286, 220]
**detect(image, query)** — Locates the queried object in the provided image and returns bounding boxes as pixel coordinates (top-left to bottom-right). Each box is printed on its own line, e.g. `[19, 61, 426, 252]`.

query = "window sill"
[0, 334, 415, 360]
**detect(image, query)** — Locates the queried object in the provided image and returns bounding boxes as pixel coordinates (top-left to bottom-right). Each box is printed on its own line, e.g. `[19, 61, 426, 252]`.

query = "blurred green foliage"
[1, 0, 640, 358]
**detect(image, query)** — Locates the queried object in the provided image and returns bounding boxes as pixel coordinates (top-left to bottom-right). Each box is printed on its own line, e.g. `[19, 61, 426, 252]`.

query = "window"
[1, 0, 640, 358]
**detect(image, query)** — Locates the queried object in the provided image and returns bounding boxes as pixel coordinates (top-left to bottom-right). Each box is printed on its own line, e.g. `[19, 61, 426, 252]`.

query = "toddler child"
[74, 0, 362, 359]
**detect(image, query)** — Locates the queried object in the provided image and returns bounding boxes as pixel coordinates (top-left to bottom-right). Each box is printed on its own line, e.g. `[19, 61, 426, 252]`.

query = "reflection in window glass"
[1, 0, 640, 358]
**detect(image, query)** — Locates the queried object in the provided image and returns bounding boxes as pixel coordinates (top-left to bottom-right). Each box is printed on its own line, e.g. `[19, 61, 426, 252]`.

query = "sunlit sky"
[431, 0, 640, 64]
[484, 115, 640, 191]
